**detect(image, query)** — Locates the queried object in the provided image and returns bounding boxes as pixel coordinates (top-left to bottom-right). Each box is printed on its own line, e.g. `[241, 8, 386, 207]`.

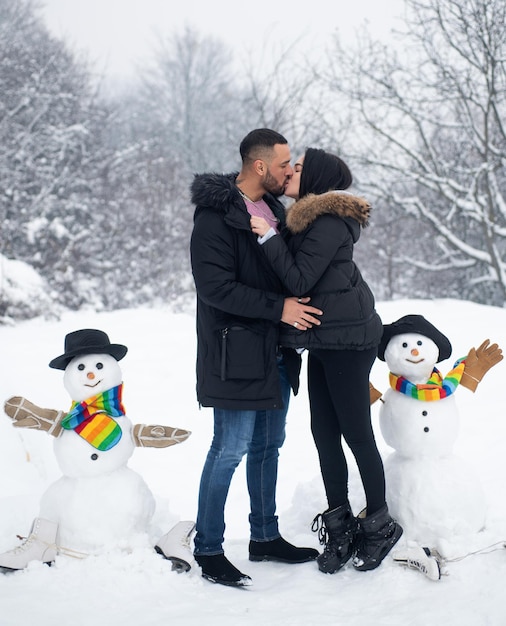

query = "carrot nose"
[411, 348, 419, 357]
[87, 372, 95, 380]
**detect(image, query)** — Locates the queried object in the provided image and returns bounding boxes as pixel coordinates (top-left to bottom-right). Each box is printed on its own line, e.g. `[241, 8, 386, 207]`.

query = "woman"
[250, 148, 402, 574]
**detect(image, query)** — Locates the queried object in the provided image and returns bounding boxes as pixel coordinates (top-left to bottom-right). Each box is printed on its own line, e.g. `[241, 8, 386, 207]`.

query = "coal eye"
[402, 342, 408, 348]
[96, 362, 104, 370]
[78, 363, 85, 371]
[417, 340, 422, 346]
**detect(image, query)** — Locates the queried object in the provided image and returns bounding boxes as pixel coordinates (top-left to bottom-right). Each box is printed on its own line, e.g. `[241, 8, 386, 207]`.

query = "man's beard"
[263, 169, 286, 197]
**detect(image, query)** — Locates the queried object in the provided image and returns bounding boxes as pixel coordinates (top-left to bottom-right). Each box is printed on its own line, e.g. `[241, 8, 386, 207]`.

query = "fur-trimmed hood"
[190, 171, 286, 230]
[191, 172, 239, 215]
[286, 191, 371, 238]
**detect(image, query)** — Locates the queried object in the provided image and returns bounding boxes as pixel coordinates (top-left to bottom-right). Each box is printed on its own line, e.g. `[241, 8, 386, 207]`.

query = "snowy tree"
[0, 0, 113, 313]
[88, 28, 244, 310]
[138, 26, 247, 175]
[324, 0, 506, 306]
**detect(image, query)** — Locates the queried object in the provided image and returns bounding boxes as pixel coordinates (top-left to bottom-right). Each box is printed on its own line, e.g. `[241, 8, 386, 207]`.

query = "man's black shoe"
[195, 553, 252, 587]
[249, 537, 319, 563]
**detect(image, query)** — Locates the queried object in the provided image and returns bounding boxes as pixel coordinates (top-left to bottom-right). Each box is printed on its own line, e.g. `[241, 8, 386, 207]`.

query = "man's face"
[261, 143, 293, 197]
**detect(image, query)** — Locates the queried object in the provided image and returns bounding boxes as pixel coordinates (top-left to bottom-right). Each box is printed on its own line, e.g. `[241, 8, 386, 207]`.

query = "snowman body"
[39, 353, 155, 553]
[379, 332, 486, 545]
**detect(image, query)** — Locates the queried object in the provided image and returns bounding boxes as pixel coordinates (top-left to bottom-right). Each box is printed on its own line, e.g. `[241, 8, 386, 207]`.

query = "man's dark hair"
[239, 128, 288, 163]
[299, 148, 353, 198]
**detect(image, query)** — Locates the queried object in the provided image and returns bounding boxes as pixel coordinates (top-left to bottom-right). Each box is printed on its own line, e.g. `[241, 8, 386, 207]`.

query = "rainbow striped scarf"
[389, 358, 466, 401]
[61, 384, 125, 450]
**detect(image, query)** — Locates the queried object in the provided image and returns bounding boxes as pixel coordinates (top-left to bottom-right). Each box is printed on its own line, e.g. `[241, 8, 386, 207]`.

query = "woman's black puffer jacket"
[259, 191, 383, 351]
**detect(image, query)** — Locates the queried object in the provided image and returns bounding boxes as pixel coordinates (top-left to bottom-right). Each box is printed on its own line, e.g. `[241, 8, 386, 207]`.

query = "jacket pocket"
[219, 325, 265, 381]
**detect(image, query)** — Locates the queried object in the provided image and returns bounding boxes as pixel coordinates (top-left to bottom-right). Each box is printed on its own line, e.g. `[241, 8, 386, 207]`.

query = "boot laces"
[311, 513, 355, 551]
[311, 514, 328, 546]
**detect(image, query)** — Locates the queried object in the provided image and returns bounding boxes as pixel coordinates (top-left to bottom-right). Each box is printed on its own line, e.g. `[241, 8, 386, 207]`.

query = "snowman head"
[384, 333, 440, 383]
[63, 353, 122, 402]
[379, 315, 452, 383]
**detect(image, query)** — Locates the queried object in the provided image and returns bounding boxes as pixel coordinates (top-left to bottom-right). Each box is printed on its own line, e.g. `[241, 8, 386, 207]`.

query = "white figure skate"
[392, 545, 442, 581]
[155, 520, 196, 573]
[0, 518, 58, 572]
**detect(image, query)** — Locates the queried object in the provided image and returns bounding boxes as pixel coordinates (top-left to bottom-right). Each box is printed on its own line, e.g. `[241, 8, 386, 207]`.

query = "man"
[190, 128, 322, 587]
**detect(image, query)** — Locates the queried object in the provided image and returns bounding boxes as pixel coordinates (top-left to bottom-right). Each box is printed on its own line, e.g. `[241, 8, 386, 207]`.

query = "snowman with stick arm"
[369, 315, 503, 579]
[0, 329, 195, 573]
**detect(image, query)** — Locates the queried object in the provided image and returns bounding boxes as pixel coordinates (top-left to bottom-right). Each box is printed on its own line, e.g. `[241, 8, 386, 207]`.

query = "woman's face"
[284, 155, 304, 200]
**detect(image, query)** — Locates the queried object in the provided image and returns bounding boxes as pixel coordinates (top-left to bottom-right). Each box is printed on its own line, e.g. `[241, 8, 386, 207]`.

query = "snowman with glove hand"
[370, 315, 502, 580]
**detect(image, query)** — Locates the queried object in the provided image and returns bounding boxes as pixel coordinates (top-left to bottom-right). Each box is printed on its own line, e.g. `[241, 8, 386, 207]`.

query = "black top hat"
[378, 314, 452, 363]
[49, 329, 128, 370]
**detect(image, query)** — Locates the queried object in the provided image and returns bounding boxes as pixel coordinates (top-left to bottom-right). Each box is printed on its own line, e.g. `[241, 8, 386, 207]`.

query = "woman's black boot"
[352, 504, 403, 571]
[311, 502, 357, 574]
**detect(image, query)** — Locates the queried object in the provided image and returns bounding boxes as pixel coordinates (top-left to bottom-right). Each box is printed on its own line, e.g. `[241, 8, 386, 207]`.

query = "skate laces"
[12, 534, 41, 554]
[14, 534, 87, 560]
[393, 542, 506, 581]
[406, 549, 439, 576]
[56, 545, 87, 559]
[441, 541, 506, 563]
[393, 546, 442, 581]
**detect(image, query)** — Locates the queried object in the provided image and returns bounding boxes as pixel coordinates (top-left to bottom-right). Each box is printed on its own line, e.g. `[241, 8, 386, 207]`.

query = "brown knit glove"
[4, 396, 64, 437]
[460, 339, 503, 392]
[132, 424, 191, 448]
[369, 381, 383, 404]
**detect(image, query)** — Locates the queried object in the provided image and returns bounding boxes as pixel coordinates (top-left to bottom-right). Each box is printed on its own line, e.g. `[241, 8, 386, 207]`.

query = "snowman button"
[91, 453, 99, 461]
[422, 410, 428, 416]
[424, 427, 429, 432]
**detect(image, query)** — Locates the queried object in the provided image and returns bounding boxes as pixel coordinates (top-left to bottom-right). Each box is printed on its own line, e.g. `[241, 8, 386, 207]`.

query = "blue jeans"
[194, 360, 291, 555]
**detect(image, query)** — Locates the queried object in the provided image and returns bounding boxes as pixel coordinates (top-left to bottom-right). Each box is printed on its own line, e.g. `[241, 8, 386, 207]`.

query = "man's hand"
[281, 297, 322, 330]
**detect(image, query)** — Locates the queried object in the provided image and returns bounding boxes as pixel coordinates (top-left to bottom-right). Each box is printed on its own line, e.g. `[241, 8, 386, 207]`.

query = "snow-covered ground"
[0, 298, 504, 626]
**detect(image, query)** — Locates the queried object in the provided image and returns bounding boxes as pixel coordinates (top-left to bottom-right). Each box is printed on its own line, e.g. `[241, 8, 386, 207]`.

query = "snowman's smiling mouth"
[85, 380, 102, 388]
[406, 358, 424, 364]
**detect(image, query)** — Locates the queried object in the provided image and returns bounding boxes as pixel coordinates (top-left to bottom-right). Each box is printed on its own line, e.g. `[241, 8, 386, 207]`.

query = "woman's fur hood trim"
[286, 191, 371, 234]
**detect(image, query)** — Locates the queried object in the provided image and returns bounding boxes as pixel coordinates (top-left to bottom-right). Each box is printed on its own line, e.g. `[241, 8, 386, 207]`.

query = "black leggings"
[308, 347, 385, 515]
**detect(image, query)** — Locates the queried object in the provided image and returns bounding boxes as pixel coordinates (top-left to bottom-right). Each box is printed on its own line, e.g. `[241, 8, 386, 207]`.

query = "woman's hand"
[250, 215, 271, 237]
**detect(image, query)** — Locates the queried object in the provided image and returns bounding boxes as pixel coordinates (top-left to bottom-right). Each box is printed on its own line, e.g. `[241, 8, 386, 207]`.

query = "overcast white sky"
[41, 0, 406, 82]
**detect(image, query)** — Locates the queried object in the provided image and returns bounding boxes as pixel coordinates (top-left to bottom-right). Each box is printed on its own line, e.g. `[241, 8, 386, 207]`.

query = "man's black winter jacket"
[190, 172, 300, 410]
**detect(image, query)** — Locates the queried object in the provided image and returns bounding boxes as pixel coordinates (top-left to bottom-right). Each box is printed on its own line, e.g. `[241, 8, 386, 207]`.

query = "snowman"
[0, 329, 195, 573]
[373, 315, 502, 558]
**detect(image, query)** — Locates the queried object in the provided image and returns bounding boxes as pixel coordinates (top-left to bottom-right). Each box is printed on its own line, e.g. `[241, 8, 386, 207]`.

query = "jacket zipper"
[220, 326, 246, 381]
[221, 328, 228, 381]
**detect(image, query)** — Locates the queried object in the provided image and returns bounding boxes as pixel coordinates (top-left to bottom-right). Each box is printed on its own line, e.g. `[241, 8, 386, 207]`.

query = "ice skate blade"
[169, 557, 192, 573]
[154, 545, 191, 572]
[0, 560, 53, 573]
